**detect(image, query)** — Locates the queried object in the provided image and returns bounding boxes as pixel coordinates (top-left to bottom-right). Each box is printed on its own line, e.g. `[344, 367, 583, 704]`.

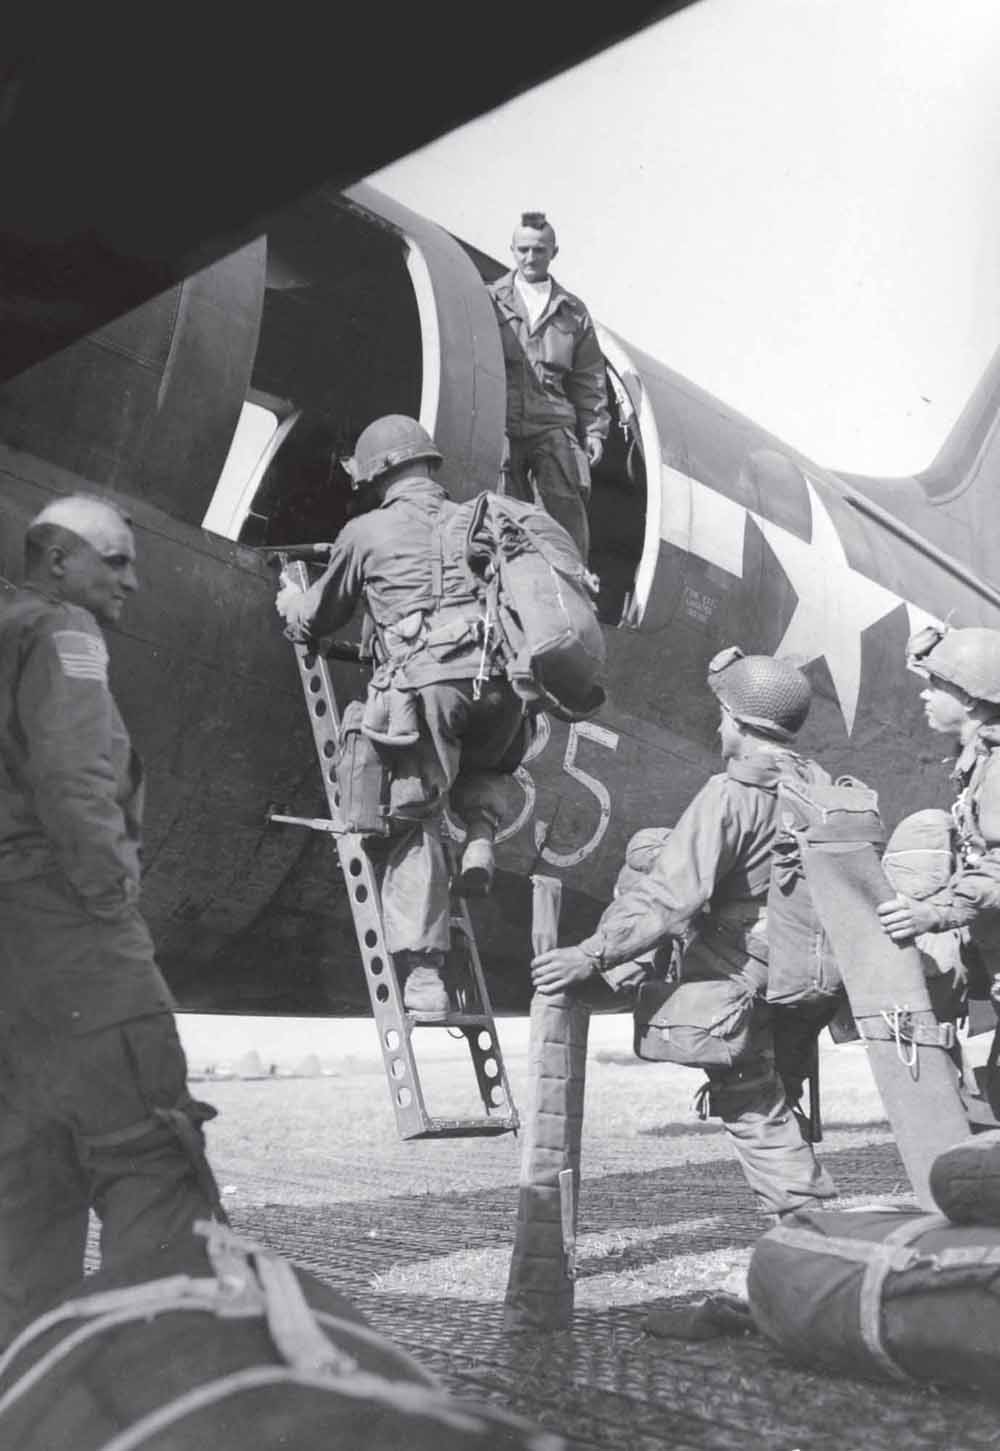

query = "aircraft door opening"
[200, 190, 425, 549]
[591, 326, 661, 628]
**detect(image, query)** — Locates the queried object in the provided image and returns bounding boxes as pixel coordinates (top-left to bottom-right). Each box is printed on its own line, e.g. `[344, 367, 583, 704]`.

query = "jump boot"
[456, 819, 496, 897]
[398, 948, 451, 1019]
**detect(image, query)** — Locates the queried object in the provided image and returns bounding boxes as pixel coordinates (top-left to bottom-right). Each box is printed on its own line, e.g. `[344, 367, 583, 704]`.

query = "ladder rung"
[406, 1012, 497, 1029]
[404, 1117, 519, 1141]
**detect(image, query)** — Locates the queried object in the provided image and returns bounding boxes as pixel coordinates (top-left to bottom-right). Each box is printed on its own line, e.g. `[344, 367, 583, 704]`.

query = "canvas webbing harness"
[366, 509, 494, 695]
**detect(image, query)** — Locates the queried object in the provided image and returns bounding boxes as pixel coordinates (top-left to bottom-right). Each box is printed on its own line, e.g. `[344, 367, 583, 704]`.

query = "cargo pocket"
[335, 700, 392, 835]
[633, 977, 757, 1067]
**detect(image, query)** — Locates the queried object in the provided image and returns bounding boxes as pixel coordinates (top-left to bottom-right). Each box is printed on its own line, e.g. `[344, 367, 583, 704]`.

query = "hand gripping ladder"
[271, 558, 519, 1141]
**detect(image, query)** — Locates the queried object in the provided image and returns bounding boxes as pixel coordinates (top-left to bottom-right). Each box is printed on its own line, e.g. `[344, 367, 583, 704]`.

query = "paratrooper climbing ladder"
[270, 557, 519, 1141]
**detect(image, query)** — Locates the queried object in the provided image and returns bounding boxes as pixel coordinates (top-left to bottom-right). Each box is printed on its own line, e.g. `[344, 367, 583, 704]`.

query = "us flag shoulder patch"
[52, 630, 109, 684]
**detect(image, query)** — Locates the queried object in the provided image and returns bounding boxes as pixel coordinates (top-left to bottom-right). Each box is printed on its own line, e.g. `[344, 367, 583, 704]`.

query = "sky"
[369, 0, 1000, 478]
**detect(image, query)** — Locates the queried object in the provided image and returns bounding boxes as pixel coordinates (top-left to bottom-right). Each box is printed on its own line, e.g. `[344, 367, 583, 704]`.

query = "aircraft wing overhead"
[0, 4, 687, 384]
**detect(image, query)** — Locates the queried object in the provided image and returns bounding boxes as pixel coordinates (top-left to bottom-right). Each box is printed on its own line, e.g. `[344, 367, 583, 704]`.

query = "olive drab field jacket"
[282, 476, 499, 689]
[0, 588, 144, 918]
[487, 270, 611, 444]
[923, 723, 1000, 964]
[579, 749, 826, 988]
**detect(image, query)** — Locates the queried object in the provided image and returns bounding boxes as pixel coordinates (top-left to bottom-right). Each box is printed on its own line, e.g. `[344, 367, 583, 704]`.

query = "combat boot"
[398, 949, 451, 1018]
[456, 821, 495, 897]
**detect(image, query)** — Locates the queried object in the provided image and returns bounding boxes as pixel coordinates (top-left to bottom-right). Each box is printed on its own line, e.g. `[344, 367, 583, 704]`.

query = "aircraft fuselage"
[1, 183, 998, 1015]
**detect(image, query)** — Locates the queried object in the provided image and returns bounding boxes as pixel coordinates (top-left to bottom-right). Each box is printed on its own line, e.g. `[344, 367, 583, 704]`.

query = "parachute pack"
[465, 492, 607, 723]
[749, 1205, 1000, 1397]
[765, 769, 885, 1006]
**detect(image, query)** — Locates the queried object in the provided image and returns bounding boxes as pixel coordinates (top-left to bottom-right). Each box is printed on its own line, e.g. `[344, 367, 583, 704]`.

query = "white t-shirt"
[514, 273, 552, 328]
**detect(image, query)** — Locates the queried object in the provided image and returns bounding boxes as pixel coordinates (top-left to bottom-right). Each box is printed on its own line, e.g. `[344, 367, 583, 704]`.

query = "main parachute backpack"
[766, 771, 885, 1005]
[465, 492, 606, 722]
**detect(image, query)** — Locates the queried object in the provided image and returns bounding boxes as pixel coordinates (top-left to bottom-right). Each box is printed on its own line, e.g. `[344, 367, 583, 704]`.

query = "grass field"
[187, 1016, 1000, 1450]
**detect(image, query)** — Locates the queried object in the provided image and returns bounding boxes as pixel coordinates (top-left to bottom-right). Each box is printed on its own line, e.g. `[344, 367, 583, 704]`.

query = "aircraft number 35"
[446, 714, 621, 868]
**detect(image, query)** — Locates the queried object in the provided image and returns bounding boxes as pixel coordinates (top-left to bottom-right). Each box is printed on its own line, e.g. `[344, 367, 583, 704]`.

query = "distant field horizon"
[176, 1011, 633, 1074]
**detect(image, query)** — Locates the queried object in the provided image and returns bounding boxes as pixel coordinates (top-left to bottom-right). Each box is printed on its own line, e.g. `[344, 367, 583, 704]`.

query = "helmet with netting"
[707, 645, 812, 742]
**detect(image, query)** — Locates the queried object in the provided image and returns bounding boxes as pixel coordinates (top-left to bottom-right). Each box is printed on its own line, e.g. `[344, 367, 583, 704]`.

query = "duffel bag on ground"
[0, 1221, 563, 1451]
[930, 1129, 1000, 1225]
[748, 1207, 1000, 1396]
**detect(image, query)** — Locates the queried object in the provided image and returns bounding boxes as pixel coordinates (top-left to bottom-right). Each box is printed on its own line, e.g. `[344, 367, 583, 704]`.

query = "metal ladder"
[270, 558, 519, 1141]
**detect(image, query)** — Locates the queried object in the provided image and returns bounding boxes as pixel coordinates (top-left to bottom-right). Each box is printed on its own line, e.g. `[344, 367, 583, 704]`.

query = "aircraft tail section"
[835, 344, 1000, 581]
[916, 343, 1000, 503]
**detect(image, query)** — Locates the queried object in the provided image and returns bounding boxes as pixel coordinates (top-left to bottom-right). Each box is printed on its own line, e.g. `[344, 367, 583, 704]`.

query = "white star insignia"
[750, 481, 902, 735]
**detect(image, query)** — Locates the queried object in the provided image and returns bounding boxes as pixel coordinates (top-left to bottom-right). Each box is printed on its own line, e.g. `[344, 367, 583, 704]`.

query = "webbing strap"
[0, 1283, 235, 1420]
[82, 1114, 161, 1150]
[429, 512, 445, 607]
[804, 824, 885, 846]
[854, 1011, 956, 1051]
[0, 1222, 346, 1415]
[766, 1220, 932, 1382]
[154, 1108, 229, 1224]
[988, 1023, 1000, 1075]
[485, 494, 580, 579]
[94, 1360, 563, 1451]
[857, 1214, 949, 1382]
[254, 1250, 357, 1377]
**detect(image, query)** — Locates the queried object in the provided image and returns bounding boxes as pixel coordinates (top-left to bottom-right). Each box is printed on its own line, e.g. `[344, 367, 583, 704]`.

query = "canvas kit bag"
[465, 491, 606, 723]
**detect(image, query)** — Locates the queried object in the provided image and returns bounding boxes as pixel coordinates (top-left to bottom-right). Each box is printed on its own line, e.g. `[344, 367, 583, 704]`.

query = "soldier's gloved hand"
[876, 893, 940, 943]
[585, 434, 604, 467]
[275, 578, 315, 645]
[531, 945, 598, 995]
[275, 572, 306, 625]
[990, 973, 1000, 1011]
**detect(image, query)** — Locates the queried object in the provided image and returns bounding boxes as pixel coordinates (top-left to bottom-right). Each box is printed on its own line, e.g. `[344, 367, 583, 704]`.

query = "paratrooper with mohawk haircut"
[487, 211, 610, 561]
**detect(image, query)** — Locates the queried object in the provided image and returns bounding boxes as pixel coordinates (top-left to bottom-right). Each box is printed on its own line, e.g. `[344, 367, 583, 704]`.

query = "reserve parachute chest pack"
[465, 492, 606, 723]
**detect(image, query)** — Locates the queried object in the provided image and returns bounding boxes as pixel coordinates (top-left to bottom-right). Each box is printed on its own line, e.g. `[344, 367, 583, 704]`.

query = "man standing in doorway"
[488, 211, 610, 561]
[0, 494, 224, 1347]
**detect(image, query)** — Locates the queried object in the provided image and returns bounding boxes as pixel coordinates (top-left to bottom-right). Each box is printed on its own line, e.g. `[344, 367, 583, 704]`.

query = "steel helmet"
[346, 415, 443, 486]
[906, 623, 1000, 705]
[707, 645, 812, 742]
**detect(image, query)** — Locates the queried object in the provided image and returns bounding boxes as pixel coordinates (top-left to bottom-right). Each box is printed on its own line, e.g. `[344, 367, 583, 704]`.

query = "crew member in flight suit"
[487, 211, 610, 561]
[0, 495, 224, 1348]
[878, 624, 1000, 1019]
[531, 648, 837, 1218]
[276, 415, 529, 1018]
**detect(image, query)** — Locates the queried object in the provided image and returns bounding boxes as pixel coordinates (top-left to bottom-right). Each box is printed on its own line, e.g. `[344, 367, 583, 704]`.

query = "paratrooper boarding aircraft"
[2, 173, 998, 1019]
